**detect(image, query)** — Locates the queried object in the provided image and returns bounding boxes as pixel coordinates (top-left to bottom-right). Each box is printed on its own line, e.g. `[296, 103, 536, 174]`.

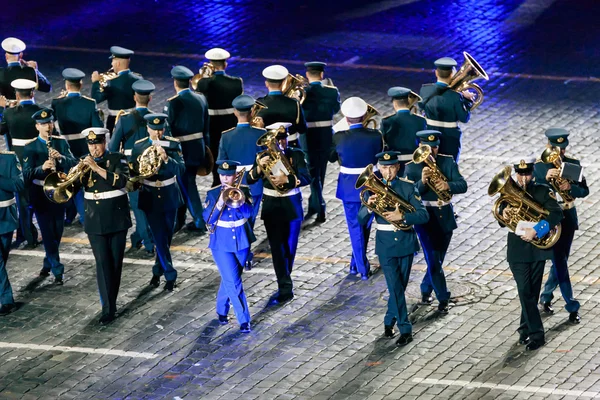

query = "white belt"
[307, 121, 333, 128]
[426, 119, 458, 128]
[178, 132, 203, 142]
[339, 165, 378, 175]
[422, 200, 451, 207]
[33, 179, 44, 186]
[287, 133, 299, 141]
[11, 138, 31, 146]
[216, 218, 248, 228]
[61, 133, 87, 141]
[560, 201, 575, 210]
[377, 224, 399, 232]
[108, 108, 133, 116]
[398, 154, 413, 161]
[208, 108, 235, 116]
[84, 189, 127, 200]
[0, 197, 16, 208]
[263, 187, 300, 197]
[124, 149, 132, 156]
[237, 164, 253, 172]
[143, 176, 177, 187]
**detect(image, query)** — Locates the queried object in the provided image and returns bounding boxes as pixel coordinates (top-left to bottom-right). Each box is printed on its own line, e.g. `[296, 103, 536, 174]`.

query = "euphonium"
[250, 100, 268, 128]
[282, 73, 308, 104]
[126, 145, 164, 192]
[412, 144, 452, 203]
[43, 160, 91, 204]
[191, 62, 215, 90]
[355, 164, 415, 231]
[206, 168, 247, 234]
[256, 126, 297, 194]
[407, 91, 422, 114]
[98, 68, 118, 92]
[488, 166, 561, 249]
[449, 51, 489, 110]
[540, 146, 574, 203]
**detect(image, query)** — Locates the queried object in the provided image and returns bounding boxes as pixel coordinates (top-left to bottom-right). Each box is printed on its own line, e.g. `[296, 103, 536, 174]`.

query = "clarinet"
[47, 134, 57, 172]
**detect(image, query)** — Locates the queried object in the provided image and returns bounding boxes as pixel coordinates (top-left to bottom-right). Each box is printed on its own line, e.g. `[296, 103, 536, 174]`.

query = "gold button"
[96, 201, 99, 204]
[158, 195, 161, 198]
[395, 238, 398, 241]
[232, 236, 236, 239]
[95, 190, 98, 193]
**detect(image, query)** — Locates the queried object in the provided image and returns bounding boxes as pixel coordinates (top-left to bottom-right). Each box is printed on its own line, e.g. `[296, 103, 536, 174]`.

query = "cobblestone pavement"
[1, 0, 600, 399]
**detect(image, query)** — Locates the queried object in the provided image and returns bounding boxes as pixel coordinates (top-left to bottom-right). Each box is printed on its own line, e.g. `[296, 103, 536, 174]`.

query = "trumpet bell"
[223, 187, 245, 208]
[412, 144, 431, 164]
[43, 172, 72, 204]
[540, 146, 560, 164]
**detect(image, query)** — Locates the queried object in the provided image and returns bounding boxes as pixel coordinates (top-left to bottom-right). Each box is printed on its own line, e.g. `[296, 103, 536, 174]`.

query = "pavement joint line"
[411, 378, 600, 398]
[0, 341, 158, 359]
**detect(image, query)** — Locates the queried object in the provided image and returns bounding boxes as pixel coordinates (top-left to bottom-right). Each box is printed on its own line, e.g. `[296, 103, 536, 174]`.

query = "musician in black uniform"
[79, 128, 131, 324]
[246, 122, 311, 304]
[381, 87, 426, 175]
[0, 37, 51, 99]
[500, 158, 562, 350]
[52, 68, 104, 226]
[257, 65, 307, 148]
[91, 46, 142, 132]
[301, 62, 341, 223]
[194, 48, 243, 187]
[23, 108, 77, 284]
[0, 79, 41, 248]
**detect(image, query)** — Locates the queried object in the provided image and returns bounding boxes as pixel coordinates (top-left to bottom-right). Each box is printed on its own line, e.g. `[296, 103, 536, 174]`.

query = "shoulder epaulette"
[0, 150, 16, 155]
[405, 161, 414, 165]
[438, 153, 453, 158]
[23, 138, 37, 146]
[166, 136, 180, 142]
[221, 127, 235, 134]
[167, 94, 178, 102]
[208, 184, 222, 191]
[82, 95, 96, 102]
[382, 114, 395, 120]
[132, 72, 143, 77]
[564, 154, 578, 160]
[398, 177, 414, 184]
[135, 137, 149, 144]
[253, 127, 267, 131]
[323, 84, 338, 90]
[51, 135, 66, 140]
[413, 114, 426, 120]
[535, 159, 543, 164]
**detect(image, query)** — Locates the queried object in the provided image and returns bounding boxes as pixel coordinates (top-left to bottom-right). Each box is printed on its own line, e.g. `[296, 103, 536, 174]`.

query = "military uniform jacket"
[246, 147, 311, 222]
[0, 151, 24, 235]
[404, 154, 468, 233]
[91, 70, 142, 111]
[329, 125, 384, 202]
[419, 83, 472, 138]
[256, 92, 307, 142]
[82, 151, 132, 235]
[164, 89, 210, 167]
[195, 72, 243, 137]
[203, 185, 256, 252]
[108, 108, 152, 161]
[533, 156, 588, 231]
[131, 137, 185, 212]
[23, 136, 77, 211]
[217, 123, 266, 197]
[502, 182, 563, 263]
[0, 102, 43, 159]
[381, 110, 426, 156]
[0, 62, 51, 99]
[51, 93, 104, 158]
[302, 82, 341, 152]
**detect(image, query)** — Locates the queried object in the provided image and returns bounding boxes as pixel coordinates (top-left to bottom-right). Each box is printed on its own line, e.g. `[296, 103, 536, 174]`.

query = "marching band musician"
[109, 79, 156, 255]
[52, 68, 104, 227]
[131, 113, 185, 292]
[246, 122, 310, 304]
[91, 46, 142, 132]
[256, 65, 307, 148]
[79, 128, 131, 324]
[381, 87, 426, 176]
[419, 57, 475, 162]
[23, 108, 77, 284]
[535, 129, 588, 324]
[194, 48, 243, 187]
[165, 66, 210, 235]
[301, 62, 341, 223]
[403, 130, 467, 314]
[500, 158, 562, 350]
[0, 151, 23, 316]
[0, 37, 51, 99]
[329, 97, 383, 280]
[203, 160, 254, 333]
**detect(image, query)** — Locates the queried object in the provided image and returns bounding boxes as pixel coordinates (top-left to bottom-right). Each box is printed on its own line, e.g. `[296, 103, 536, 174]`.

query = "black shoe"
[140, 248, 155, 258]
[270, 293, 294, 305]
[349, 265, 358, 275]
[384, 325, 395, 338]
[421, 294, 434, 305]
[526, 340, 545, 351]
[316, 213, 326, 223]
[164, 280, 177, 292]
[10, 239, 25, 249]
[542, 302, 554, 314]
[149, 275, 160, 288]
[396, 333, 413, 347]
[99, 313, 116, 325]
[569, 312, 581, 324]
[519, 336, 530, 345]
[130, 235, 142, 250]
[304, 210, 316, 220]
[54, 276, 64, 285]
[438, 301, 449, 315]
[218, 314, 229, 325]
[64, 219, 73, 227]
[0, 304, 15, 316]
[240, 323, 251, 333]
[186, 222, 207, 235]
[23, 241, 40, 250]
[39, 269, 50, 278]
[361, 271, 373, 281]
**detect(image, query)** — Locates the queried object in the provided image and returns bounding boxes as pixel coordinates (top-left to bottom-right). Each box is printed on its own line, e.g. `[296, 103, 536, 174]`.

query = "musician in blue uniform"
[203, 160, 254, 333]
[52, 68, 104, 227]
[381, 87, 426, 175]
[0, 37, 51, 99]
[23, 108, 77, 284]
[301, 62, 341, 223]
[80, 128, 131, 324]
[404, 130, 468, 313]
[358, 151, 429, 345]
[164, 66, 210, 234]
[91, 46, 142, 132]
[535, 128, 588, 324]
[419, 57, 475, 162]
[109, 79, 156, 254]
[329, 97, 383, 279]
[131, 114, 185, 291]
[0, 151, 23, 316]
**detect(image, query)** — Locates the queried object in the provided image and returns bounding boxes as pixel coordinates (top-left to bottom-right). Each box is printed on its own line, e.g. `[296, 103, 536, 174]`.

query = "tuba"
[540, 146, 574, 203]
[355, 164, 416, 231]
[449, 52, 489, 110]
[43, 160, 92, 204]
[489, 166, 561, 249]
[282, 73, 308, 105]
[206, 168, 247, 234]
[98, 68, 118, 92]
[191, 62, 215, 90]
[332, 103, 380, 132]
[256, 126, 298, 194]
[126, 145, 164, 192]
[250, 100, 268, 128]
[412, 144, 452, 203]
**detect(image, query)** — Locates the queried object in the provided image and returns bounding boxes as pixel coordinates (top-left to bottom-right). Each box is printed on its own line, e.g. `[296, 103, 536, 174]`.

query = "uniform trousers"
[106, 115, 117, 134]
[381, 254, 413, 335]
[65, 190, 85, 225]
[15, 190, 38, 245]
[145, 209, 177, 282]
[128, 191, 153, 251]
[88, 230, 127, 315]
[35, 208, 65, 277]
[212, 248, 251, 324]
[176, 165, 205, 229]
[250, 194, 262, 230]
[0, 232, 15, 306]
[342, 201, 373, 275]
[264, 219, 301, 296]
[510, 261, 546, 342]
[415, 225, 451, 302]
[306, 150, 328, 216]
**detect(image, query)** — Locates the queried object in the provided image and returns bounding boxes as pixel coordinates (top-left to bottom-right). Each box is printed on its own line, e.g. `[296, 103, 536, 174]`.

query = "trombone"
[206, 168, 247, 234]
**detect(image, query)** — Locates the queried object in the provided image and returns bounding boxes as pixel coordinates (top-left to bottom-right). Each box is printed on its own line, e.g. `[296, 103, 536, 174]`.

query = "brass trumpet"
[98, 68, 118, 92]
[191, 62, 215, 90]
[205, 168, 246, 234]
[449, 51, 489, 110]
[412, 144, 452, 203]
[540, 146, 574, 203]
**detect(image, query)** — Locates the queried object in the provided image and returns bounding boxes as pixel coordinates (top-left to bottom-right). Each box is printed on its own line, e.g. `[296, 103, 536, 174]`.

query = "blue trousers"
[540, 224, 580, 312]
[145, 209, 177, 282]
[35, 208, 65, 278]
[176, 165, 205, 228]
[264, 219, 302, 296]
[65, 190, 85, 225]
[0, 232, 15, 306]
[343, 201, 373, 275]
[306, 150, 328, 216]
[212, 248, 251, 325]
[381, 254, 413, 335]
[128, 192, 153, 251]
[415, 226, 451, 302]
[15, 189, 38, 245]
